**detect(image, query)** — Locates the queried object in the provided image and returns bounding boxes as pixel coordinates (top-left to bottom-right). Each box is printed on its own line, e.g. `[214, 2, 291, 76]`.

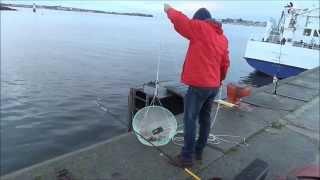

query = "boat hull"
[245, 58, 306, 78]
[244, 40, 319, 78]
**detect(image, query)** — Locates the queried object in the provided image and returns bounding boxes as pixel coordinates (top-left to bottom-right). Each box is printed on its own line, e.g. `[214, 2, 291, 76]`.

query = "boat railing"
[262, 34, 281, 44]
[249, 35, 281, 44]
[292, 41, 320, 50]
[250, 38, 320, 50]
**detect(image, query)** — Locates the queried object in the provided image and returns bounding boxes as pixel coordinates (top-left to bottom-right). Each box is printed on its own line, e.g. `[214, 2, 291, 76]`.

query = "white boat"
[244, 3, 319, 78]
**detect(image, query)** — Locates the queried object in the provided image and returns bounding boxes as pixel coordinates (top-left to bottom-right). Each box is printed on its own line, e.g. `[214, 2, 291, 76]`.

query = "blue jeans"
[181, 86, 219, 160]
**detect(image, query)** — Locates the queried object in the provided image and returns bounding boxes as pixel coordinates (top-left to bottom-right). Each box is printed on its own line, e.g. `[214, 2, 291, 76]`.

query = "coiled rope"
[172, 86, 248, 147]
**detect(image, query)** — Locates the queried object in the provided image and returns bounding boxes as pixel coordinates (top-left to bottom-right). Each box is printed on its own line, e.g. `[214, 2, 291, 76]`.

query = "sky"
[2, 0, 319, 21]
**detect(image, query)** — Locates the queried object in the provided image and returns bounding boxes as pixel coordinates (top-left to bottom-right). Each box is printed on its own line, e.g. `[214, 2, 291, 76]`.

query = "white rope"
[172, 86, 248, 147]
[147, 10, 246, 147]
[273, 10, 287, 94]
[150, 46, 162, 106]
[143, 46, 162, 125]
[140, 12, 165, 133]
[150, 13, 163, 107]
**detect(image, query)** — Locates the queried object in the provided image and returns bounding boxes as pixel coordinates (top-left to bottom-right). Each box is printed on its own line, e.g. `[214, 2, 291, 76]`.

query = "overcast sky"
[3, 1, 319, 21]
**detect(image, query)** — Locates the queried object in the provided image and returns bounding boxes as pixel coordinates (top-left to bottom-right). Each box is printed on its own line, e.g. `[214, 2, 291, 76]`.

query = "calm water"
[0, 8, 272, 174]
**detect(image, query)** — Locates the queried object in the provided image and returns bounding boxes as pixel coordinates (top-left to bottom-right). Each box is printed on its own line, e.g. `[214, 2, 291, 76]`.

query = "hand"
[164, 3, 171, 13]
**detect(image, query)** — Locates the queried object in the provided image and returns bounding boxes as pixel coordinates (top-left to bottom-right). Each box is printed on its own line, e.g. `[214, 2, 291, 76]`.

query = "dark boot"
[195, 152, 203, 161]
[194, 149, 203, 161]
[168, 154, 193, 168]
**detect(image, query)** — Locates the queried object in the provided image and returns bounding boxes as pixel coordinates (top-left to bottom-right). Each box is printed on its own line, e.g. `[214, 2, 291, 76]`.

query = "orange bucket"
[238, 86, 252, 98]
[227, 83, 237, 104]
[227, 83, 252, 104]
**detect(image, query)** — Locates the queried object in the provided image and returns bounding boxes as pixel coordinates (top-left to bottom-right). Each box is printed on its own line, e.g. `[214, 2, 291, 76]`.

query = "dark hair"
[192, 8, 211, 20]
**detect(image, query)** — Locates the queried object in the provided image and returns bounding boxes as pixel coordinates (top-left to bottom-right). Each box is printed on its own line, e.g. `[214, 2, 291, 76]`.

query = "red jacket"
[167, 8, 230, 88]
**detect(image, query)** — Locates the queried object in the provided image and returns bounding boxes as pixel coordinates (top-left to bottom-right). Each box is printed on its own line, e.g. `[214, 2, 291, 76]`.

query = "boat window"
[303, 29, 311, 36]
[313, 30, 319, 37]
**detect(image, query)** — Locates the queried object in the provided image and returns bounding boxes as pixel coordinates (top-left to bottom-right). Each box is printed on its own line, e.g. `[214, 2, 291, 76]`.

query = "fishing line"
[95, 100, 201, 180]
[96, 100, 174, 160]
[94, 8, 202, 179]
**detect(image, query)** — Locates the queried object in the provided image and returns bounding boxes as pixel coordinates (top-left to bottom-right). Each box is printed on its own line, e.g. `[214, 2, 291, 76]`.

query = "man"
[164, 4, 230, 167]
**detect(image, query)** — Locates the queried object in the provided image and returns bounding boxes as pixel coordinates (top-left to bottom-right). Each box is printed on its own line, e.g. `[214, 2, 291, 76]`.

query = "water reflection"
[240, 70, 273, 87]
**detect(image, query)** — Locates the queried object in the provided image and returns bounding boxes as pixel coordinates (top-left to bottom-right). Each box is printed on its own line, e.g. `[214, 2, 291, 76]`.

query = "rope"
[134, 10, 201, 180]
[273, 10, 287, 94]
[149, 14, 162, 107]
[96, 8, 202, 180]
[172, 86, 248, 147]
[95, 100, 185, 167]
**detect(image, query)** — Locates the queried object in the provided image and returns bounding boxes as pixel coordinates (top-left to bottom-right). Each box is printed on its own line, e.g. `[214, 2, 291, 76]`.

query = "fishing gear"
[95, 6, 202, 179]
[95, 100, 202, 180]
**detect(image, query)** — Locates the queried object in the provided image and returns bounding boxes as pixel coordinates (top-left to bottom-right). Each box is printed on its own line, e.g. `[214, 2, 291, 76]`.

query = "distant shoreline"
[220, 18, 266, 27]
[1, 3, 266, 27]
[0, 3, 153, 17]
[0, 5, 17, 11]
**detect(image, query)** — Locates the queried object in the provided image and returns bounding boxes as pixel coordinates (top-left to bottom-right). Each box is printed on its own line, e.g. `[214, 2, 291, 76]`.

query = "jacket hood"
[193, 8, 211, 20]
[205, 19, 223, 34]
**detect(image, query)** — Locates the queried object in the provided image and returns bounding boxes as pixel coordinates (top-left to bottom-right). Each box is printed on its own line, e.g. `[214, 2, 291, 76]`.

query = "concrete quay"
[1, 67, 319, 180]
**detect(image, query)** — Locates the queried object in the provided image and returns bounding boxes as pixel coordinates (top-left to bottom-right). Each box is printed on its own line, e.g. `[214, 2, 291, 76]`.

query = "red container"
[227, 83, 252, 104]
[227, 83, 237, 104]
[237, 86, 252, 98]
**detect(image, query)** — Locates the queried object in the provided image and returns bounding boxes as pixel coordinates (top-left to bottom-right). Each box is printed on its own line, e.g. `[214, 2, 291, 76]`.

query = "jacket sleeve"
[167, 8, 193, 39]
[220, 49, 230, 81]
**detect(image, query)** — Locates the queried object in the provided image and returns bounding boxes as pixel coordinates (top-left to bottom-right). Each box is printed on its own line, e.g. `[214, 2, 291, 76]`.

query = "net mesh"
[132, 106, 177, 146]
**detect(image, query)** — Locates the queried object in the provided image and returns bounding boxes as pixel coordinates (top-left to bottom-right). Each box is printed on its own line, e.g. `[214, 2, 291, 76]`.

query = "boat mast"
[273, 4, 289, 94]
[33, 3, 36, 13]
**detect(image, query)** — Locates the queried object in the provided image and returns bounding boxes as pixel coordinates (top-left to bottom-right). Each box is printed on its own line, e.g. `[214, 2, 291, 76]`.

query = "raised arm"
[164, 4, 193, 39]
